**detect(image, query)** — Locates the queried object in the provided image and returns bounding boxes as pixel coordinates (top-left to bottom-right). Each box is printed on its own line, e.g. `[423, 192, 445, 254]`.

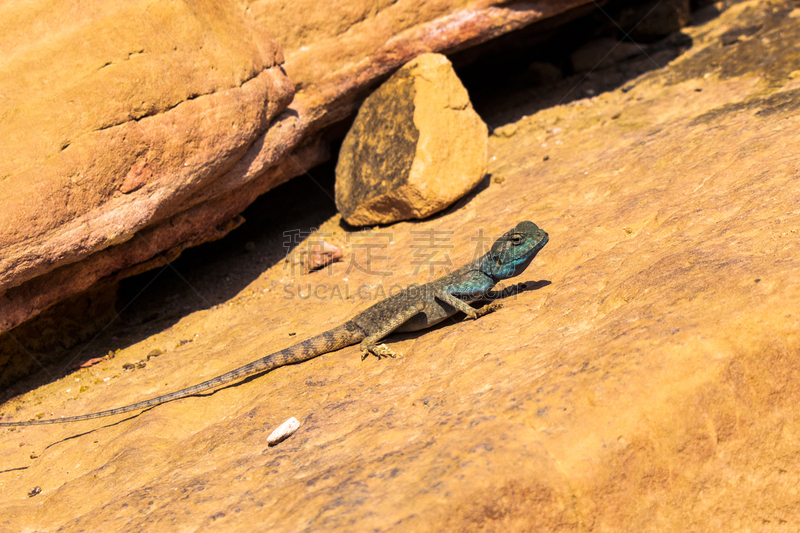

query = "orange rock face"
[3, 0, 800, 531]
[0, 0, 295, 333]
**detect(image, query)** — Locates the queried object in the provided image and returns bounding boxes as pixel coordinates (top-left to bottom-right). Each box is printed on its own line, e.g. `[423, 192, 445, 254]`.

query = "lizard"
[0, 221, 548, 427]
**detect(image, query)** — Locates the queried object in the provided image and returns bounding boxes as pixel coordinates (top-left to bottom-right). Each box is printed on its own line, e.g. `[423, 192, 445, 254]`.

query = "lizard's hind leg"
[360, 301, 425, 360]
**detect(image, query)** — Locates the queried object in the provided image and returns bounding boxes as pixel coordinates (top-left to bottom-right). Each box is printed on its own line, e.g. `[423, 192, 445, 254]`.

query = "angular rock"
[335, 53, 488, 226]
[300, 241, 343, 274]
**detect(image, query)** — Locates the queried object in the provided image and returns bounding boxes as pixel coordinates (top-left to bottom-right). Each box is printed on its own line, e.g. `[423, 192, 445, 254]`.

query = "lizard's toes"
[361, 343, 398, 360]
[475, 301, 503, 318]
[375, 344, 397, 358]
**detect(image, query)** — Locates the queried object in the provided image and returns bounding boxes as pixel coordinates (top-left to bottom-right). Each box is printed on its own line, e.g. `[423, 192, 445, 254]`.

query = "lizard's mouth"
[538, 232, 549, 248]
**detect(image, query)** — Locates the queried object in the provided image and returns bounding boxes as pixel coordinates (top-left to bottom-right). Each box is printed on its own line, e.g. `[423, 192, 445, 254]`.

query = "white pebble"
[267, 417, 301, 446]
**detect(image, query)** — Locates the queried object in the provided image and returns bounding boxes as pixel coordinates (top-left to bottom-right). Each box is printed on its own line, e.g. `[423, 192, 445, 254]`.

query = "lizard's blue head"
[485, 221, 548, 281]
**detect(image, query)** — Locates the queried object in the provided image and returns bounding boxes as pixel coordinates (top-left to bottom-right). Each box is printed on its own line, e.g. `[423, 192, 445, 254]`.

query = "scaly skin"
[0, 221, 548, 427]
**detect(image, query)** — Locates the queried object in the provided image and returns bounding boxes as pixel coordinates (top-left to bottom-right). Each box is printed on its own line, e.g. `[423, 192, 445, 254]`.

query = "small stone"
[494, 124, 518, 138]
[299, 240, 343, 273]
[335, 53, 488, 226]
[267, 417, 301, 446]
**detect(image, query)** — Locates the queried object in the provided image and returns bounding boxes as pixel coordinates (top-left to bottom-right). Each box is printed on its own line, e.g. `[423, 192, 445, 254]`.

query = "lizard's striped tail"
[0, 322, 364, 427]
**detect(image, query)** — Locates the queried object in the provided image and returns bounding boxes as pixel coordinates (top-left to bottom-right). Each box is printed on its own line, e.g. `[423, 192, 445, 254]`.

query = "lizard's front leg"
[360, 301, 425, 360]
[435, 289, 503, 320]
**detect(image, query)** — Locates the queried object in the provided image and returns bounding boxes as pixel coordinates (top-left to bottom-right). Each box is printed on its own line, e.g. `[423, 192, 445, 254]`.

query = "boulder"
[335, 53, 488, 226]
[0, 0, 295, 332]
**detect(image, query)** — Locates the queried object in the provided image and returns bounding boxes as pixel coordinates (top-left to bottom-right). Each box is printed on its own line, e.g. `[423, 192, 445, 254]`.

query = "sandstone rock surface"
[5, 1, 800, 530]
[0, 0, 594, 348]
[335, 53, 488, 226]
[0, 0, 295, 333]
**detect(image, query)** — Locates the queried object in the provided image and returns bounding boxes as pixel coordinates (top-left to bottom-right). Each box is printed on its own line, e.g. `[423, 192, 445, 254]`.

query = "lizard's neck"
[477, 254, 502, 285]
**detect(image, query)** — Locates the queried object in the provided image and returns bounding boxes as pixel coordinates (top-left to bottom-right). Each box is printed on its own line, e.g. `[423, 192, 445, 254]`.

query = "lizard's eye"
[511, 234, 522, 245]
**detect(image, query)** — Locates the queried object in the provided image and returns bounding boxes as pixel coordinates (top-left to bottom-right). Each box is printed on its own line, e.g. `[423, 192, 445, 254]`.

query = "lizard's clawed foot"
[473, 301, 504, 319]
[360, 343, 398, 361]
